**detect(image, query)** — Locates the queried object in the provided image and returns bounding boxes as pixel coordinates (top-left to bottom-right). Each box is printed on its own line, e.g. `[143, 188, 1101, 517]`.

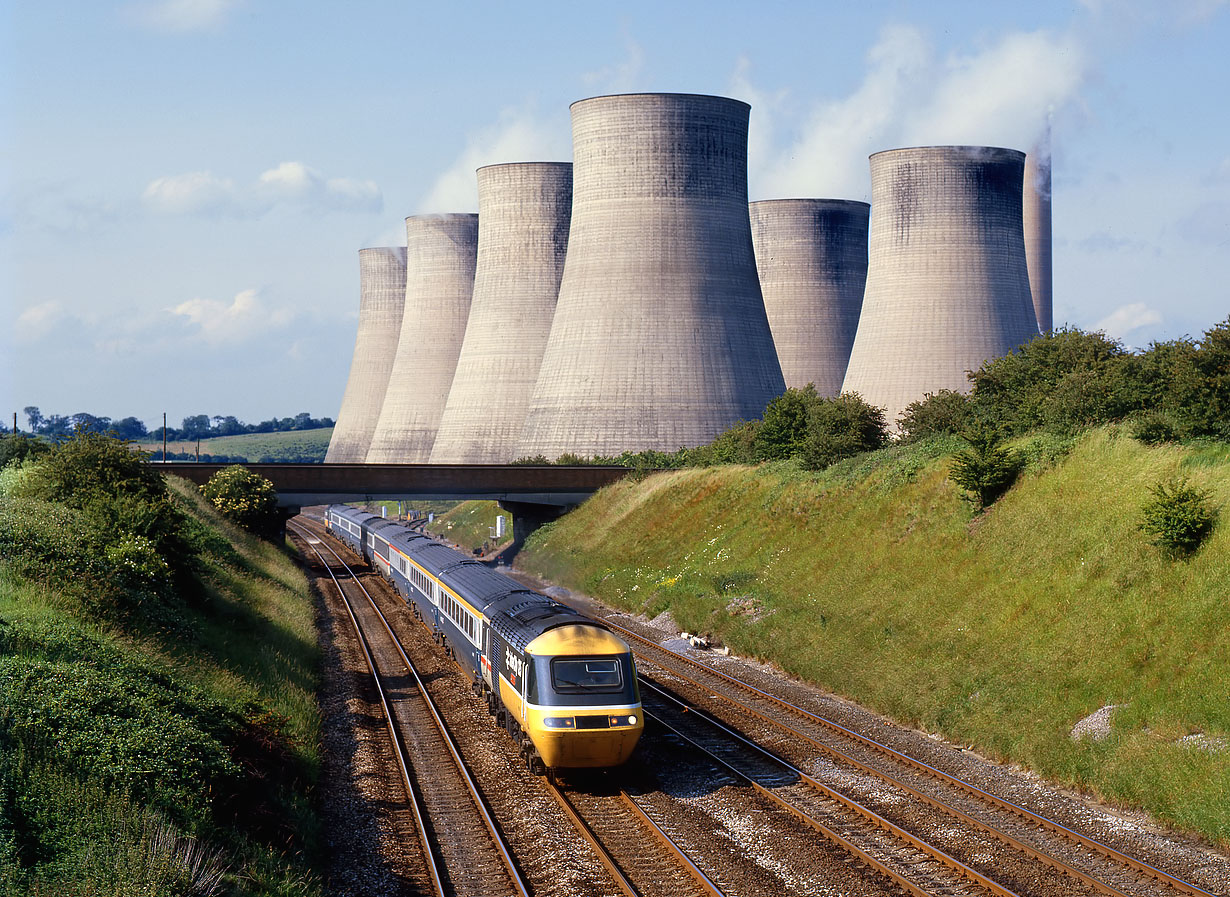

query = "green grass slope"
[517, 428, 1230, 844]
[137, 427, 333, 462]
[1, 477, 322, 895]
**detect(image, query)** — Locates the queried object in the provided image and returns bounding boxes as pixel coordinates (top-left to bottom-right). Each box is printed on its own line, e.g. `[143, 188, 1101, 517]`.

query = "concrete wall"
[518, 93, 785, 458]
[430, 163, 572, 463]
[841, 146, 1038, 427]
[749, 199, 869, 395]
[366, 214, 479, 462]
[324, 247, 406, 463]
[1023, 148, 1053, 334]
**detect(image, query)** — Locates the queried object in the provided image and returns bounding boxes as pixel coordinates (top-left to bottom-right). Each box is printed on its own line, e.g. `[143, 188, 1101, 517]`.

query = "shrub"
[0, 434, 49, 468]
[897, 390, 973, 442]
[708, 420, 760, 465]
[800, 393, 889, 471]
[754, 386, 821, 460]
[200, 467, 280, 537]
[1138, 479, 1218, 558]
[969, 328, 1136, 435]
[1189, 316, 1230, 439]
[1129, 410, 1182, 446]
[948, 426, 1021, 511]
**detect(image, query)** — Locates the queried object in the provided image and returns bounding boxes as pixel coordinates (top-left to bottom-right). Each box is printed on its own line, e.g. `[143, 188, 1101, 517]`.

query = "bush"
[200, 467, 280, 537]
[1138, 479, 1218, 558]
[754, 386, 821, 461]
[1189, 316, 1230, 439]
[1129, 410, 1182, 446]
[708, 420, 760, 465]
[969, 328, 1136, 435]
[948, 426, 1021, 511]
[800, 393, 889, 471]
[897, 390, 973, 442]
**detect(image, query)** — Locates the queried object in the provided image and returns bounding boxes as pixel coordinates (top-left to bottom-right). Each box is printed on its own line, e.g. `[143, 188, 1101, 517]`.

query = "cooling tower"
[1023, 148, 1053, 333]
[841, 146, 1038, 427]
[365, 214, 479, 463]
[749, 199, 869, 396]
[429, 163, 572, 464]
[324, 247, 407, 463]
[518, 93, 785, 458]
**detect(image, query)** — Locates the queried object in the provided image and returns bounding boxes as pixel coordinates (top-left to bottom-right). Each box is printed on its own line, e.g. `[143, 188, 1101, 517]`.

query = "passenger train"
[324, 504, 643, 774]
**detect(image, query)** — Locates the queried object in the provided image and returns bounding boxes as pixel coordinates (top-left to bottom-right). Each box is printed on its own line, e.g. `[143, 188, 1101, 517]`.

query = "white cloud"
[132, 0, 241, 32]
[750, 25, 1087, 201]
[15, 301, 67, 342]
[418, 108, 569, 213]
[142, 162, 381, 217]
[171, 289, 295, 345]
[142, 170, 248, 216]
[582, 37, 646, 93]
[1094, 302, 1163, 340]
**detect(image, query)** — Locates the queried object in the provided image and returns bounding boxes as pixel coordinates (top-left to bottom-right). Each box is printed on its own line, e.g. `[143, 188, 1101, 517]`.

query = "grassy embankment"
[0, 476, 322, 895]
[137, 428, 333, 462]
[517, 427, 1230, 844]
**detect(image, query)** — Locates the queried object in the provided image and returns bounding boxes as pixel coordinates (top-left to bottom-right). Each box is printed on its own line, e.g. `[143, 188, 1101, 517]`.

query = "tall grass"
[518, 428, 1230, 844]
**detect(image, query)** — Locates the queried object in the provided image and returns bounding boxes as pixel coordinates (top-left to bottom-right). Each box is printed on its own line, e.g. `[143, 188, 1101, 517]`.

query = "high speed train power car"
[325, 504, 643, 774]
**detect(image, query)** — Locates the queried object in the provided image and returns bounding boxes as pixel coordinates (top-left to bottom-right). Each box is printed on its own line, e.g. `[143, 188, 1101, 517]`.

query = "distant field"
[136, 427, 333, 462]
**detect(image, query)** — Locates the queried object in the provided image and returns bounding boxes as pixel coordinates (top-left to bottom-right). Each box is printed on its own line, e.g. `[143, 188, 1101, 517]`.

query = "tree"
[948, 425, 1021, 511]
[1190, 316, 1230, 438]
[23, 406, 44, 433]
[897, 390, 972, 442]
[754, 386, 821, 461]
[969, 328, 1135, 435]
[800, 393, 889, 471]
[112, 416, 149, 440]
[180, 415, 212, 439]
[200, 466, 281, 537]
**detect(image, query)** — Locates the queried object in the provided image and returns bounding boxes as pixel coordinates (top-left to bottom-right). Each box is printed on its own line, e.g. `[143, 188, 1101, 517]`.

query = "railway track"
[606, 617, 1218, 897]
[290, 521, 528, 897]
[299, 516, 746, 897]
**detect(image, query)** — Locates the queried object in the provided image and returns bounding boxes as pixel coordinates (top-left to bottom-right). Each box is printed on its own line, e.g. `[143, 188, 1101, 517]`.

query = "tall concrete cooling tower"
[1023, 148, 1053, 333]
[430, 163, 572, 464]
[841, 146, 1038, 427]
[324, 247, 407, 463]
[365, 214, 479, 463]
[749, 199, 869, 396]
[518, 93, 786, 458]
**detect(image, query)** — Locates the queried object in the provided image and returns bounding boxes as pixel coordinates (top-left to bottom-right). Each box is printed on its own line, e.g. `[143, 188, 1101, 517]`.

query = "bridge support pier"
[497, 501, 570, 559]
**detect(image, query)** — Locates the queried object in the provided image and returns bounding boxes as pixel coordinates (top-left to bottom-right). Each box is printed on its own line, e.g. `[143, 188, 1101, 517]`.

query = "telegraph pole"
[162, 412, 167, 462]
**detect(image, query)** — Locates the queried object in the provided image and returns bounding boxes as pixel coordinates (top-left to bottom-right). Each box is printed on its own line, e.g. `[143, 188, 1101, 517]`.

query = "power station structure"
[749, 199, 869, 396]
[430, 163, 573, 464]
[1023, 146, 1053, 334]
[517, 93, 785, 458]
[841, 146, 1039, 426]
[365, 214, 479, 463]
[323, 247, 406, 463]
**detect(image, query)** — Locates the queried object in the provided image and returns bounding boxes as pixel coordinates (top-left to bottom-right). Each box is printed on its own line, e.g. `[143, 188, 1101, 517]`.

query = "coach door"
[481, 621, 494, 690]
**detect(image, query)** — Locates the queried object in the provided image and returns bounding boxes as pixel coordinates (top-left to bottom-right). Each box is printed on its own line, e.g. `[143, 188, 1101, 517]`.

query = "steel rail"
[617, 791, 726, 897]
[611, 619, 1216, 897]
[542, 784, 641, 897]
[647, 710, 959, 897]
[291, 526, 444, 897]
[291, 520, 530, 897]
[638, 648, 1133, 897]
[643, 681, 1019, 897]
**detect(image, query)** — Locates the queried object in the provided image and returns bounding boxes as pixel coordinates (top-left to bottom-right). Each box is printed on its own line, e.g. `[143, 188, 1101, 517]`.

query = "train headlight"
[543, 717, 575, 728]
[609, 715, 638, 727]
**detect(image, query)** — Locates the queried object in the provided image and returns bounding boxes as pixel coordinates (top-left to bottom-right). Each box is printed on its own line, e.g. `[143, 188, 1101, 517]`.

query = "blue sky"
[3, 0, 1228, 429]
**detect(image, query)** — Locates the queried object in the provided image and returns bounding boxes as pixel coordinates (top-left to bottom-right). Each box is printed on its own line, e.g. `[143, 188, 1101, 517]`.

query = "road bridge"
[157, 462, 635, 546]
